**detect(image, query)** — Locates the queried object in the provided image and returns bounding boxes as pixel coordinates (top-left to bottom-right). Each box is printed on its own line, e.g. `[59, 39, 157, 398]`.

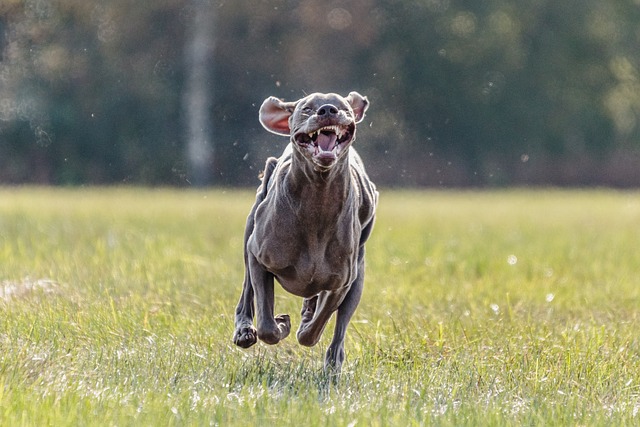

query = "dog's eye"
[302, 107, 313, 114]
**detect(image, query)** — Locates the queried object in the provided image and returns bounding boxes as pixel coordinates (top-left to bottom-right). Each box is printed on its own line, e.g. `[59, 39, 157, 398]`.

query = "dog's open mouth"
[294, 124, 354, 166]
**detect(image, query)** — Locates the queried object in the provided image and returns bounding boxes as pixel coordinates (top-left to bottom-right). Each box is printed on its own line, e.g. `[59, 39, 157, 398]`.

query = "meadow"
[0, 187, 639, 426]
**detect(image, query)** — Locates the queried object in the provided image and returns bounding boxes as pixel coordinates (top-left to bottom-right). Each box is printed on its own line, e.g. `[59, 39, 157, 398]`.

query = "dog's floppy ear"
[345, 92, 369, 123]
[259, 96, 297, 136]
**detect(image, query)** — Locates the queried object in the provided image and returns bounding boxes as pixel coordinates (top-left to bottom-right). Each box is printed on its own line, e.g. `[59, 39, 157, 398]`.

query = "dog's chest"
[249, 200, 359, 297]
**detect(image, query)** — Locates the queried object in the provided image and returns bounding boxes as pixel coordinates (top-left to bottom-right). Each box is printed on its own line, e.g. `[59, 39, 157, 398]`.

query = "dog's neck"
[285, 145, 353, 214]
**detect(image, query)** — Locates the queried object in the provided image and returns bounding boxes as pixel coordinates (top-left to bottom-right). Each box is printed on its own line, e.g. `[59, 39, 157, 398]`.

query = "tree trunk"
[183, 0, 215, 186]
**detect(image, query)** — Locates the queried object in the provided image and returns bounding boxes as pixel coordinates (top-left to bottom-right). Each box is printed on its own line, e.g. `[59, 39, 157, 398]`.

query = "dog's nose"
[317, 104, 339, 117]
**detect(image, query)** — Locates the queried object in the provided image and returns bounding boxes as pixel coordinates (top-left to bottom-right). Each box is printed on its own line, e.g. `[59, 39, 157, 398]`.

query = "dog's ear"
[346, 92, 369, 123]
[259, 96, 297, 136]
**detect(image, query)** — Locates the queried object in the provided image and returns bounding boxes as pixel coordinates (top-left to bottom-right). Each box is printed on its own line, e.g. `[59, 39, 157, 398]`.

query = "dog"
[233, 91, 378, 373]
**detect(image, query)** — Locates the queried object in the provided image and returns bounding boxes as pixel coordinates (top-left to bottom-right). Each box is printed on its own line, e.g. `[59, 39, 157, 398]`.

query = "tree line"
[1, 0, 639, 187]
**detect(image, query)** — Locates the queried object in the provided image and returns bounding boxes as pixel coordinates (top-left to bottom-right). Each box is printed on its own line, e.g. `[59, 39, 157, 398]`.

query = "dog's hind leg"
[324, 249, 366, 373]
[296, 290, 347, 347]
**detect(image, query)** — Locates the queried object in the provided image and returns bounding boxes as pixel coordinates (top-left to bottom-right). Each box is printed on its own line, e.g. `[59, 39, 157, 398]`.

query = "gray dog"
[233, 91, 378, 372]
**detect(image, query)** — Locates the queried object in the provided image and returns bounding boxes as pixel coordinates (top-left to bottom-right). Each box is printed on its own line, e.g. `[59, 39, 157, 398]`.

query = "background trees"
[1, 0, 639, 186]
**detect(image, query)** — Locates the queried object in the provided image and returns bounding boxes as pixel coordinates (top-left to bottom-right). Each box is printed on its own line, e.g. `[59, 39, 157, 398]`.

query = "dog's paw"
[233, 325, 258, 348]
[257, 314, 291, 345]
[275, 314, 291, 339]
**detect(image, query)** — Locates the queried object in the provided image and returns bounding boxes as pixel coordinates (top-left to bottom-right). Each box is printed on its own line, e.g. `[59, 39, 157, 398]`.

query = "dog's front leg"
[233, 268, 257, 348]
[233, 201, 261, 348]
[233, 157, 281, 349]
[248, 253, 291, 345]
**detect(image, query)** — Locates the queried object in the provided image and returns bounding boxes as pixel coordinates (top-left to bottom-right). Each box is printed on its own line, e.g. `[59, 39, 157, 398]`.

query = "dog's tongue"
[316, 131, 337, 152]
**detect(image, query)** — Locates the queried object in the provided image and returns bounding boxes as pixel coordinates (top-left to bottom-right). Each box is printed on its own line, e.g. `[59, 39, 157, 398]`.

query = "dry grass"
[0, 187, 639, 425]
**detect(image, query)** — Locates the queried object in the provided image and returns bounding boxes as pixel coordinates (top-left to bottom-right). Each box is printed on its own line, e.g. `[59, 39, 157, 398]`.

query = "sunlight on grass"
[0, 188, 639, 425]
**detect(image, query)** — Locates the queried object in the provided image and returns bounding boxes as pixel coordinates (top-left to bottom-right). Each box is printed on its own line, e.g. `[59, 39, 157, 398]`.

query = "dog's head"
[259, 92, 369, 170]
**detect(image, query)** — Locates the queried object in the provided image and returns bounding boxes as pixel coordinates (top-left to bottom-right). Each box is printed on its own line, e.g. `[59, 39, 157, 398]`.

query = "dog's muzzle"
[294, 123, 355, 168]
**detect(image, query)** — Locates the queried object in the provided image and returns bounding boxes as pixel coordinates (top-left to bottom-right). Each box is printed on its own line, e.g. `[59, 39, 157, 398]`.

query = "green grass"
[1, 187, 639, 425]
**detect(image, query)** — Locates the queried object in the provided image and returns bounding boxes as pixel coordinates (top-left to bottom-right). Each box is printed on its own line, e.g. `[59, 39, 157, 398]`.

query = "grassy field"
[0, 187, 639, 425]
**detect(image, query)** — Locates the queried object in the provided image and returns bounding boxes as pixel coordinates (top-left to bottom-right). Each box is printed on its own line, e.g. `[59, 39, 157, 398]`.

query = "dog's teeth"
[308, 126, 348, 143]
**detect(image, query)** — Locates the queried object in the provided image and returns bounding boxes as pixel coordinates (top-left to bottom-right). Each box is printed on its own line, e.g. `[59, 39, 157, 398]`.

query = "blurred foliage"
[1, 0, 640, 186]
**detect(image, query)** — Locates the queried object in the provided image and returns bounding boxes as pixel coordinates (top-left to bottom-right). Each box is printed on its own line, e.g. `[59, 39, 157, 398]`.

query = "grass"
[0, 187, 639, 425]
